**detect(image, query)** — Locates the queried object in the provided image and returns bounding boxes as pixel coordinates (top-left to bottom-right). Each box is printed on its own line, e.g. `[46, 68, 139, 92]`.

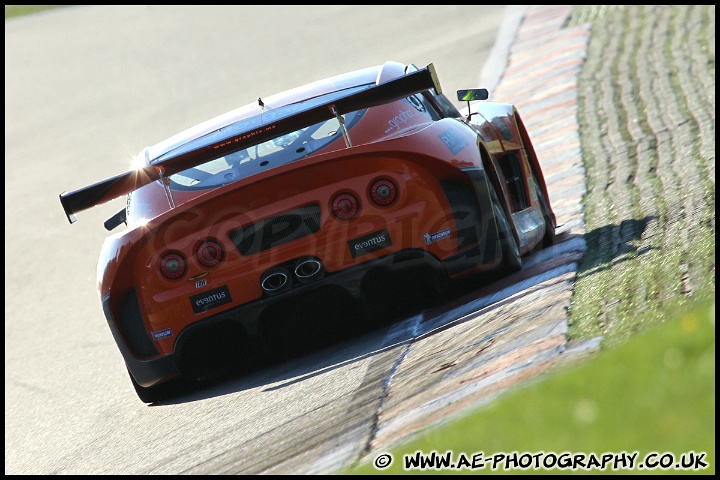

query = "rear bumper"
[109, 249, 449, 387]
[105, 166, 504, 388]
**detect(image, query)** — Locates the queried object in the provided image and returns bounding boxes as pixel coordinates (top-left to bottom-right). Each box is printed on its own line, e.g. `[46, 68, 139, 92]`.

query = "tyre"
[489, 183, 522, 274]
[129, 369, 187, 404]
[534, 177, 556, 248]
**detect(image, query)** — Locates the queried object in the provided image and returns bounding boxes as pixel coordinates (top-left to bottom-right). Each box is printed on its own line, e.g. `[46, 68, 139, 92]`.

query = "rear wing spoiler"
[59, 63, 442, 224]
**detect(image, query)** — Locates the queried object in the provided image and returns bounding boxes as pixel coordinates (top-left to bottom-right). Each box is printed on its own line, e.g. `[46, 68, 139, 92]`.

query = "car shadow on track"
[149, 217, 653, 406]
[148, 270, 551, 406]
[149, 252, 571, 405]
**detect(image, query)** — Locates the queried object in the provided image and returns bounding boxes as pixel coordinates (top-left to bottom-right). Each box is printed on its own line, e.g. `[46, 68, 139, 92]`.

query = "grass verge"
[5, 5, 70, 19]
[347, 298, 715, 474]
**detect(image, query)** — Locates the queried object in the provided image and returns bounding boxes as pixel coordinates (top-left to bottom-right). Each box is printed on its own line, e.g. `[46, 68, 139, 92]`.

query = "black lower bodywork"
[103, 166, 508, 398]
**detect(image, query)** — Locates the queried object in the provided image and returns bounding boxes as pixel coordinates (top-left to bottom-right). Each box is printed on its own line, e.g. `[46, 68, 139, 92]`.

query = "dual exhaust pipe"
[260, 257, 325, 295]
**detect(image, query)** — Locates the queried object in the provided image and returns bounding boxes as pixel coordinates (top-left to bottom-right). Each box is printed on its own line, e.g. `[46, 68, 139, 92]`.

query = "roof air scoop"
[375, 61, 408, 85]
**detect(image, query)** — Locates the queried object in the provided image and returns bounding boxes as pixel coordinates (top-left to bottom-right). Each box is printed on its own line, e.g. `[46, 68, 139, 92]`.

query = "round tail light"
[332, 193, 359, 219]
[197, 241, 223, 267]
[160, 253, 186, 279]
[370, 179, 397, 206]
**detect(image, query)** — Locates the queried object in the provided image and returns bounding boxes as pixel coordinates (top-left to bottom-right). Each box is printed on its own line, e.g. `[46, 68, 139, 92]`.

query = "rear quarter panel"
[99, 119, 487, 356]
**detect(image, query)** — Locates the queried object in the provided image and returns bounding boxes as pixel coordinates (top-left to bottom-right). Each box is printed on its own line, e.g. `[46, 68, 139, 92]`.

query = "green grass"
[566, 4, 716, 350]
[5, 5, 70, 20]
[347, 298, 715, 474]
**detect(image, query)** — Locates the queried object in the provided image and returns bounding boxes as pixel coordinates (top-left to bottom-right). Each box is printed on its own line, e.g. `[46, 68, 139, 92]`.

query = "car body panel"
[61, 61, 556, 399]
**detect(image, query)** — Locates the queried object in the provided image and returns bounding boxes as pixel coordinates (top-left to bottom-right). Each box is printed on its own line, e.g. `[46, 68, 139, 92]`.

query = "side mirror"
[457, 88, 489, 122]
[457, 88, 489, 102]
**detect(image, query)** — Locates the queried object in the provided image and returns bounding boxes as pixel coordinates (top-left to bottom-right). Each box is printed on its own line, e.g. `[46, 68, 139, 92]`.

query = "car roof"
[60, 61, 440, 224]
[146, 62, 408, 163]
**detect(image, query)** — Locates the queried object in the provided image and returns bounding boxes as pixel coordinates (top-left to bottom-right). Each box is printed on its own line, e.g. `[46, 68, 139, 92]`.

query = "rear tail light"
[332, 193, 359, 219]
[160, 253, 186, 279]
[370, 179, 397, 205]
[197, 240, 224, 267]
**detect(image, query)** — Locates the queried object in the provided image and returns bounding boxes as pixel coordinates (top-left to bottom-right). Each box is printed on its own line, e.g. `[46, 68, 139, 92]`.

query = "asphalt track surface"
[6, 5, 595, 474]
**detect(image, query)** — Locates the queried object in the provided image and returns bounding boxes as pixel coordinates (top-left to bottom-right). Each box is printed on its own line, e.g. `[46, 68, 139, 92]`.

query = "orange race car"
[60, 61, 556, 403]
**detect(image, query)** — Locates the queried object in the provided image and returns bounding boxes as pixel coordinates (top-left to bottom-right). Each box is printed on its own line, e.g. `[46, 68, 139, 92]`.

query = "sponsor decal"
[384, 108, 418, 133]
[405, 94, 427, 113]
[189, 285, 232, 314]
[152, 328, 173, 340]
[213, 124, 277, 150]
[348, 229, 392, 258]
[424, 228, 452, 245]
[439, 128, 469, 155]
